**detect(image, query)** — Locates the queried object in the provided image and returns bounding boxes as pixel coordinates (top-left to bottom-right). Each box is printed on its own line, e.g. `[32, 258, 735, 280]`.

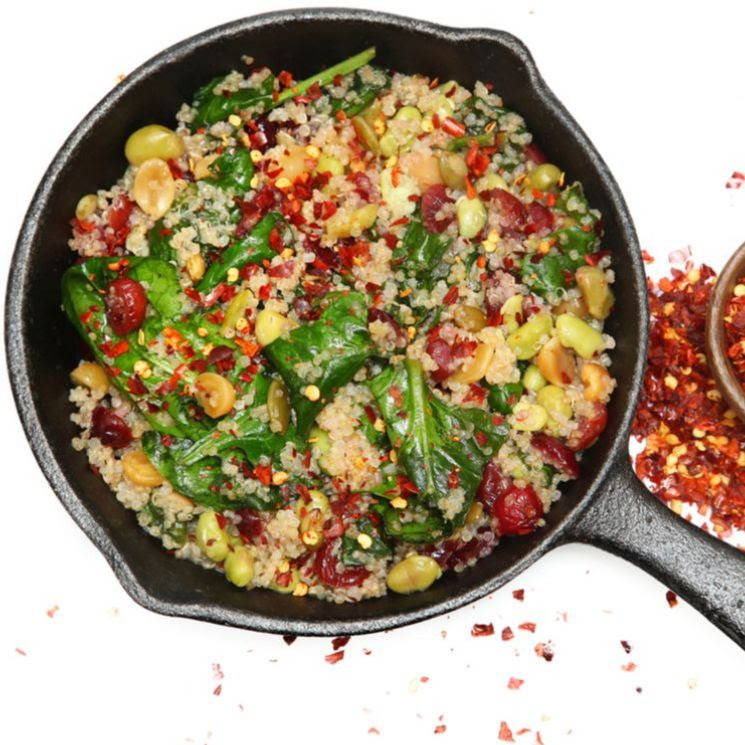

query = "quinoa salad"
[63, 48, 616, 602]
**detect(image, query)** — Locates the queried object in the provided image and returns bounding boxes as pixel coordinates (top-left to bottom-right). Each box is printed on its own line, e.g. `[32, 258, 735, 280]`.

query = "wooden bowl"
[705, 241, 745, 423]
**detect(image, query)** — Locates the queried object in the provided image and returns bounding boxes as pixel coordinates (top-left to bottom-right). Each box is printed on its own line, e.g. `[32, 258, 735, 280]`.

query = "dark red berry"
[104, 277, 147, 336]
[91, 406, 133, 449]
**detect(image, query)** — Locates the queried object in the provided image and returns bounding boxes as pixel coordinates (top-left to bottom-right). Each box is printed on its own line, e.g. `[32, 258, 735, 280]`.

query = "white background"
[2, 2, 744, 743]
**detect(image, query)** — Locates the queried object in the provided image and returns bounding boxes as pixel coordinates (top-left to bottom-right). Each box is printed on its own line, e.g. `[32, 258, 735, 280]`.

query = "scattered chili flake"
[498, 721, 515, 742]
[434, 725, 447, 735]
[724, 277, 745, 388]
[518, 622, 536, 633]
[512, 588, 525, 601]
[332, 635, 351, 650]
[640, 249, 655, 264]
[534, 641, 554, 661]
[631, 261, 745, 533]
[368, 728, 380, 735]
[46, 605, 59, 618]
[621, 662, 637, 672]
[325, 650, 345, 664]
[666, 590, 678, 608]
[212, 684, 222, 696]
[15, 648, 27, 656]
[283, 635, 297, 646]
[725, 171, 745, 189]
[471, 623, 495, 637]
[507, 677, 524, 690]
[620, 640, 632, 654]
[501, 626, 514, 641]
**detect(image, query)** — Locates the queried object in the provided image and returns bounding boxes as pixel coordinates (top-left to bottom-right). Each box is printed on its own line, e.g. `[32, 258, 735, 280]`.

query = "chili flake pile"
[632, 264, 745, 538]
[724, 278, 745, 387]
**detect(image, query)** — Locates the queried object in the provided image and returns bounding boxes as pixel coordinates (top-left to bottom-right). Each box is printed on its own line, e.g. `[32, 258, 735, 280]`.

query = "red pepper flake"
[507, 677, 524, 690]
[368, 728, 380, 735]
[640, 249, 655, 264]
[620, 640, 632, 654]
[443, 285, 459, 305]
[325, 650, 345, 665]
[212, 684, 222, 696]
[498, 721, 515, 742]
[534, 642, 554, 661]
[512, 588, 525, 601]
[434, 724, 447, 735]
[15, 648, 27, 656]
[518, 622, 536, 633]
[441, 116, 466, 137]
[501, 626, 514, 641]
[621, 662, 637, 672]
[332, 635, 350, 650]
[725, 171, 745, 189]
[212, 662, 224, 680]
[471, 623, 495, 637]
[665, 590, 678, 608]
[46, 605, 59, 618]
[282, 635, 296, 646]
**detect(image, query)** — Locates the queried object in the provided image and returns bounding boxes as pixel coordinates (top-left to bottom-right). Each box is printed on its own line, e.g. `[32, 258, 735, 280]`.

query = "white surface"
[2, 2, 744, 743]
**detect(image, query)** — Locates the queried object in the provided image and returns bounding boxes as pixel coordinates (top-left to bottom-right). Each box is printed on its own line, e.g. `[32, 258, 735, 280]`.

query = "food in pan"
[63, 48, 615, 601]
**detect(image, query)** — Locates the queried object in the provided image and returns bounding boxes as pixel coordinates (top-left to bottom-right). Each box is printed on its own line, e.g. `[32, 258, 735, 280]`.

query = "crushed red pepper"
[632, 264, 745, 537]
[724, 277, 745, 387]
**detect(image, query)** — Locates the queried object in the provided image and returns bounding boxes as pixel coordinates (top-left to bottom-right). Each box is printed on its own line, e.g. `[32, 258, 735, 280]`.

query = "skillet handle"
[566, 456, 745, 649]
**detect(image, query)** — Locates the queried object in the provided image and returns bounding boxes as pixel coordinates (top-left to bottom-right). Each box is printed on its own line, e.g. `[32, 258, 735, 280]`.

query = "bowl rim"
[5, 7, 647, 635]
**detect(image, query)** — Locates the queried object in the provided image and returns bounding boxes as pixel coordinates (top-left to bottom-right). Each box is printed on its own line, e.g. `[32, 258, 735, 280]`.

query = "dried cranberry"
[368, 307, 407, 348]
[91, 406, 133, 449]
[477, 460, 511, 516]
[247, 114, 279, 151]
[524, 143, 546, 164]
[207, 345, 235, 372]
[567, 402, 608, 451]
[235, 509, 264, 539]
[490, 189, 527, 233]
[496, 484, 543, 536]
[314, 540, 370, 588]
[349, 172, 374, 201]
[267, 260, 295, 278]
[531, 433, 580, 478]
[104, 277, 147, 336]
[524, 201, 554, 235]
[426, 337, 456, 382]
[421, 184, 454, 233]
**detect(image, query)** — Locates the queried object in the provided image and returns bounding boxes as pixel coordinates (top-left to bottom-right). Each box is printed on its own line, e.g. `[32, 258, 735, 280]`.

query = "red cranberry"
[236, 509, 264, 540]
[490, 189, 528, 233]
[496, 484, 544, 536]
[426, 337, 456, 382]
[206, 345, 235, 372]
[531, 433, 580, 478]
[314, 540, 370, 588]
[524, 201, 554, 235]
[368, 307, 407, 348]
[91, 406, 133, 449]
[524, 143, 547, 165]
[421, 184, 454, 233]
[477, 459, 511, 516]
[104, 277, 147, 336]
[567, 402, 608, 451]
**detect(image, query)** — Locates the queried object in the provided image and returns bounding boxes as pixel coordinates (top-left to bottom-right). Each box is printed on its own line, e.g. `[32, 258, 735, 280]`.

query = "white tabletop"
[2, 2, 744, 743]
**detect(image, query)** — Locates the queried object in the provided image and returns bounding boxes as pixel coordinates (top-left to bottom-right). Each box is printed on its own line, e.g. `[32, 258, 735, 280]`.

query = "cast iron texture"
[5, 8, 743, 643]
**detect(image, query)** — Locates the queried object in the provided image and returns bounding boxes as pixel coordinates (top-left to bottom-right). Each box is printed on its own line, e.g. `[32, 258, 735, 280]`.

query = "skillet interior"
[6, 9, 646, 634]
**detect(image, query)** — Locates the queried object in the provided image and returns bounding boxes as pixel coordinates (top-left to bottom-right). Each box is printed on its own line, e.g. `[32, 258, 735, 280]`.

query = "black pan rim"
[4, 7, 648, 636]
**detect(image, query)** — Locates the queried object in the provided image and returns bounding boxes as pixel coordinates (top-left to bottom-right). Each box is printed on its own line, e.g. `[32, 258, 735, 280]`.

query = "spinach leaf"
[556, 182, 596, 225]
[205, 147, 254, 192]
[520, 225, 598, 297]
[127, 258, 184, 319]
[147, 220, 176, 262]
[341, 516, 392, 565]
[328, 65, 391, 117]
[264, 292, 372, 437]
[369, 359, 508, 530]
[197, 212, 281, 293]
[191, 74, 276, 131]
[487, 382, 524, 415]
[392, 219, 452, 285]
[446, 131, 496, 152]
[371, 500, 447, 544]
[139, 501, 187, 547]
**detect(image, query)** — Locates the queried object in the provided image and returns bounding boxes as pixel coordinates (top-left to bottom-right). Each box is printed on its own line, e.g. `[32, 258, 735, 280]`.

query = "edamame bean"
[536, 384, 572, 432]
[499, 294, 524, 334]
[386, 554, 442, 594]
[316, 153, 344, 176]
[438, 152, 468, 190]
[510, 400, 549, 431]
[506, 312, 553, 360]
[528, 163, 562, 191]
[453, 304, 487, 333]
[224, 545, 255, 587]
[125, 124, 184, 166]
[196, 510, 230, 562]
[221, 289, 252, 336]
[255, 309, 287, 346]
[522, 364, 547, 392]
[267, 378, 291, 435]
[456, 196, 487, 239]
[556, 313, 604, 359]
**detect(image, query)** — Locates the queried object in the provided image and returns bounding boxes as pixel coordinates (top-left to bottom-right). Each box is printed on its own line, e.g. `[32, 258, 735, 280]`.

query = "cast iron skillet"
[6, 9, 745, 644]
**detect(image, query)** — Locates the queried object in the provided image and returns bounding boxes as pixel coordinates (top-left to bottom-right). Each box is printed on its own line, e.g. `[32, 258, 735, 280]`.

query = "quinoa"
[62, 48, 616, 602]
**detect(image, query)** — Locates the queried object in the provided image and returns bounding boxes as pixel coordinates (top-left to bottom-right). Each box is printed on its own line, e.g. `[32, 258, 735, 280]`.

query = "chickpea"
[453, 304, 487, 333]
[386, 554, 442, 594]
[267, 378, 291, 435]
[575, 266, 614, 320]
[499, 294, 524, 334]
[506, 312, 553, 360]
[196, 510, 230, 562]
[75, 194, 98, 221]
[315, 153, 344, 176]
[448, 342, 495, 384]
[194, 372, 236, 418]
[456, 196, 487, 239]
[325, 203, 378, 240]
[220, 289, 253, 336]
[132, 157, 176, 218]
[224, 545, 255, 587]
[438, 151, 468, 190]
[556, 313, 604, 359]
[70, 361, 109, 396]
[255, 309, 287, 347]
[536, 337, 576, 386]
[528, 163, 562, 191]
[125, 124, 184, 166]
[522, 364, 547, 392]
[510, 400, 549, 431]
[186, 253, 205, 283]
[581, 362, 613, 402]
[121, 450, 164, 487]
